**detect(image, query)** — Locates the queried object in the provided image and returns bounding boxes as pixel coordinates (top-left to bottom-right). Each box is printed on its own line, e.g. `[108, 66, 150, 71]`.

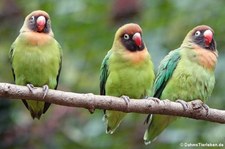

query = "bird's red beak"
[204, 30, 213, 47]
[133, 32, 142, 47]
[36, 16, 46, 32]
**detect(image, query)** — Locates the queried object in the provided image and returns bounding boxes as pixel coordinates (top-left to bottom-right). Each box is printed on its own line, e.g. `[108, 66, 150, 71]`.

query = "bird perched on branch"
[100, 23, 155, 134]
[9, 10, 62, 119]
[144, 25, 218, 144]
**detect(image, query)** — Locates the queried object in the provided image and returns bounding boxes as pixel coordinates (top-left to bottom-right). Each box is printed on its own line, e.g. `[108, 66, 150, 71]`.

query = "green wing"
[54, 43, 63, 90]
[9, 43, 15, 81]
[43, 43, 62, 113]
[153, 49, 181, 98]
[9, 42, 30, 110]
[144, 49, 181, 143]
[100, 50, 112, 95]
[145, 49, 181, 124]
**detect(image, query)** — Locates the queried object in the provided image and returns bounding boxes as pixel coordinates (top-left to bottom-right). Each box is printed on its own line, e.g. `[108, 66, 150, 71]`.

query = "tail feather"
[144, 114, 176, 144]
[22, 100, 47, 119]
[30, 108, 42, 119]
[43, 102, 51, 113]
[103, 110, 126, 134]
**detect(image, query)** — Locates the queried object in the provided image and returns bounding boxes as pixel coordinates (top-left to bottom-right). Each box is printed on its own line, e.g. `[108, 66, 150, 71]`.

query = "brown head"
[20, 10, 53, 36]
[113, 23, 145, 52]
[182, 25, 216, 51]
[182, 25, 218, 70]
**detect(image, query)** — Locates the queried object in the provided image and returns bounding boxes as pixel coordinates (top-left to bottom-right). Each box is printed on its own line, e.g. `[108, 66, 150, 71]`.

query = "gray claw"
[176, 99, 189, 111]
[191, 100, 209, 116]
[27, 84, 35, 93]
[202, 103, 209, 116]
[42, 85, 49, 99]
[152, 98, 161, 104]
[121, 95, 130, 106]
[146, 97, 161, 103]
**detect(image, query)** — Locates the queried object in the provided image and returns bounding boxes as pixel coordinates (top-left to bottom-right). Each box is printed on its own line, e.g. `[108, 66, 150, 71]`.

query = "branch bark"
[0, 83, 225, 124]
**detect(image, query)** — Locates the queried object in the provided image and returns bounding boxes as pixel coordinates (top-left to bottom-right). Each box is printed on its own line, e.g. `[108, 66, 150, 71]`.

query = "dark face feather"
[28, 15, 50, 33]
[192, 29, 216, 51]
[120, 33, 145, 52]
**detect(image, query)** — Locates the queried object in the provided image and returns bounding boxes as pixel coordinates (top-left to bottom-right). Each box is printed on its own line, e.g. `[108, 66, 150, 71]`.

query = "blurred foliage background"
[0, 0, 225, 148]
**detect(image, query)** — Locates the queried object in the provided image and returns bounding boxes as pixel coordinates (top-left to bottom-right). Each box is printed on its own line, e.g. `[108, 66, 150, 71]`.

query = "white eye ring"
[123, 34, 130, 40]
[31, 16, 35, 20]
[195, 31, 201, 37]
[30, 16, 35, 23]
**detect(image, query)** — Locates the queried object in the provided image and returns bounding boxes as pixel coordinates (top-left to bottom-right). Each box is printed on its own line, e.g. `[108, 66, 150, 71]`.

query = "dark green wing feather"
[9, 43, 15, 81]
[100, 50, 112, 95]
[153, 49, 181, 98]
[43, 43, 63, 113]
[145, 49, 181, 124]
[54, 43, 63, 90]
[9, 43, 30, 110]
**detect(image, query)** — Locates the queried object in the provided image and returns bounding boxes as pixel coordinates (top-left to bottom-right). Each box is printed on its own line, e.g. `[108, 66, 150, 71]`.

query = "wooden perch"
[0, 83, 225, 123]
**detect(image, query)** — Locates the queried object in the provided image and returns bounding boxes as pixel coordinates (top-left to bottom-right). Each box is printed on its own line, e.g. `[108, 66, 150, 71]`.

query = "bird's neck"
[182, 43, 218, 71]
[20, 31, 53, 46]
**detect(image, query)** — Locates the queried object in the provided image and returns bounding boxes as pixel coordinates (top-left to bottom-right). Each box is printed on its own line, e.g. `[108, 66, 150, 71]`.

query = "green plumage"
[10, 34, 62, 119]
[144, 25, 217, 144]
[100, 24, 156, 134]
[100, 49, 154, 134]
[10, 10, 62, 119]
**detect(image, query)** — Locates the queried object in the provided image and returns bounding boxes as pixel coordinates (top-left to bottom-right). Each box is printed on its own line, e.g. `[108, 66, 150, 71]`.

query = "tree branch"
[0, 83, 225, 123]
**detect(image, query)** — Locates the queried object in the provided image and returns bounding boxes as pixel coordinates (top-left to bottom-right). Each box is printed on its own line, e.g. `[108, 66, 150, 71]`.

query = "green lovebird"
[100, 23, 155, 134]
[9, 10, 62, 119]
[144, 25, 218, 144]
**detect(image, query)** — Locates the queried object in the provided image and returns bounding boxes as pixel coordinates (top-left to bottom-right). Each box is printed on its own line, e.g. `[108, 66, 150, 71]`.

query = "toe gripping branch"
[176, 99, 209, 116]
[176, 99, 189, 111]
[42, 85, 49, 99]
[26, 84, 49, 99]
[191, 100, 209, 116]
[27, 84, 35, 93]
[121, 95, 130, 106]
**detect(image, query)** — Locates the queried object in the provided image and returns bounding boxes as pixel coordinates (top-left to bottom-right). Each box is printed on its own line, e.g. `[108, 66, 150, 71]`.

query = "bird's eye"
[29, 16, 35, 23]
[123, 34, 130, 40]
[195, 31, 201, 37]
[47, 19, 50, 24]
[31, 16, 35, 21]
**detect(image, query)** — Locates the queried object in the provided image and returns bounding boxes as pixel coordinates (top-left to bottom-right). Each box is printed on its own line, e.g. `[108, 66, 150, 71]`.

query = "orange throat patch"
[124, 48, 150, 64]
[23, 31, 52, 46]
[194, 45, 218, 70]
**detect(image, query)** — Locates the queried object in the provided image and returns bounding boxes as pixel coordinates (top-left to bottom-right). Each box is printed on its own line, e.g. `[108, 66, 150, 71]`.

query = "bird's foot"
[192, 100, 209, 116]
[27, 84, 35, 93]
[145, 96, 161, 104]
[176, 99, 189, 111]
[42, 85, 49, 99]
[152, 98, 161, 104]
[121, 95, 130, 106]
[202, 103, 209, 116]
